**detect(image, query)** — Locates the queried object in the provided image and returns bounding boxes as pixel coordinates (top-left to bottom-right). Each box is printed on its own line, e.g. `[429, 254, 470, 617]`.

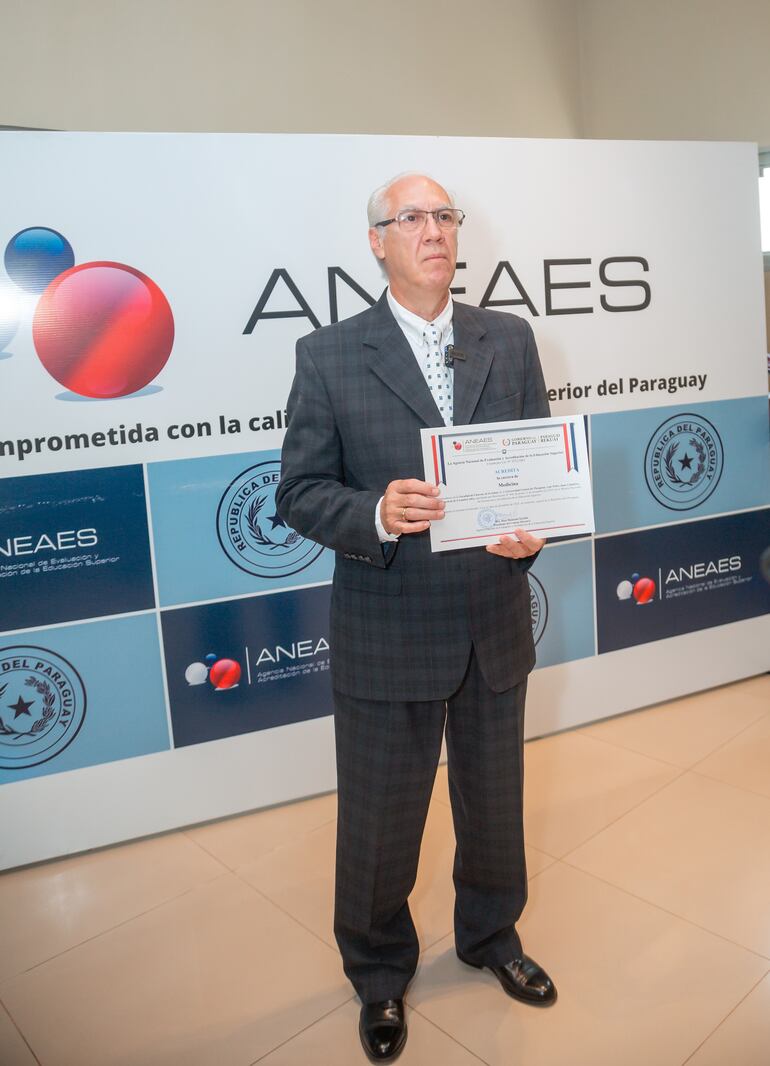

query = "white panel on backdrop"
[0, 134, 766, 478]
[0, 132, 768, 870]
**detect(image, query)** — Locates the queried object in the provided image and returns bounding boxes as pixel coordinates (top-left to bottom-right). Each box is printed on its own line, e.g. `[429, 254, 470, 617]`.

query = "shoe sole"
[456, 953, 558, 1007]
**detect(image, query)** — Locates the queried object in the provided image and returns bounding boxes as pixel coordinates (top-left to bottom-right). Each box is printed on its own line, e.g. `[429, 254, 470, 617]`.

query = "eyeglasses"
[375, 208, 465, 233]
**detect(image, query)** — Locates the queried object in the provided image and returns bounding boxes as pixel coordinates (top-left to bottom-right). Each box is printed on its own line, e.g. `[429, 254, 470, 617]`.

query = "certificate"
[420, 415, 595, 552]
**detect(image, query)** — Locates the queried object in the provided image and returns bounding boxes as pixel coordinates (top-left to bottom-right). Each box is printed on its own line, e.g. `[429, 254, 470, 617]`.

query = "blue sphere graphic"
[0, 277, 20, 351]
[205, 653, 217, 666]
[4, 227, 75, 293]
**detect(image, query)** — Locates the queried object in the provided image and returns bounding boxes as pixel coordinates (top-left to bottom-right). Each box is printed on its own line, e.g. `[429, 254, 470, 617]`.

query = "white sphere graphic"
[185, 661, 209, 686]
[616, 580, 633, 601]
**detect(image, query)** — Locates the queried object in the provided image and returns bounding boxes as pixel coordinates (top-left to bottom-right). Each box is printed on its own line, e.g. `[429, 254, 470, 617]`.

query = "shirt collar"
[387, 289, 454, 349]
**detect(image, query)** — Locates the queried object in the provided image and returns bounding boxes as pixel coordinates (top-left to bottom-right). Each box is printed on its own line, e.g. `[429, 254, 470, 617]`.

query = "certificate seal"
[643, 413, 723, 511]
[477, 508, 498, 529]
[0, 645, 86, 770]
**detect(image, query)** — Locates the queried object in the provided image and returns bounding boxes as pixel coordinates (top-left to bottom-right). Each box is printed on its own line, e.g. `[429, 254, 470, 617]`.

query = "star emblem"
[679, 453, 693, 471]
[9, 695, 34, 719]
[267, 512, 287, 530]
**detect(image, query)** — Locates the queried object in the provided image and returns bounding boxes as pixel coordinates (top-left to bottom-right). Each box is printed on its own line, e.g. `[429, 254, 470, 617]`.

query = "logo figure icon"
[4, 226, 75, 292]
[0, 645, 87, 769]
[644, 413, 723, 511]
[616, 572, 656, 605]
[528, 573, 548, 645]
[216, 461, 325, 579]
[3, 226, 174, 398]
[185, 651, 242, 691]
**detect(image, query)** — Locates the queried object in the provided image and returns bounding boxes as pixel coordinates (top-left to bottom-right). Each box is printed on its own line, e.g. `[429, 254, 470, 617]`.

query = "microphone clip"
[444, 345, 467, 368]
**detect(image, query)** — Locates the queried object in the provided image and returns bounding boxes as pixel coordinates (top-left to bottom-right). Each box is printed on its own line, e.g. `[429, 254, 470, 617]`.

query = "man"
[276, 173, 555, 1063]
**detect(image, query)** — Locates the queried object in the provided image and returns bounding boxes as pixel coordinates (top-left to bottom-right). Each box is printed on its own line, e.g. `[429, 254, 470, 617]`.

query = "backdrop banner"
[1, 132, 768, 868]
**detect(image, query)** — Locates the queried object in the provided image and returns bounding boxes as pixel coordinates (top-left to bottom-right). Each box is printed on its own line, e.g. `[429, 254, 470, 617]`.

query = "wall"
[0, 0, 582, 137]
[5, 1, 770, 147]
[578, 0, 770, 145]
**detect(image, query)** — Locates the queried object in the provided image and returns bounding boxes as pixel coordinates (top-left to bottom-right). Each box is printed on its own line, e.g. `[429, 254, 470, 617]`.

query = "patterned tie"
[423, 323, 453, 426]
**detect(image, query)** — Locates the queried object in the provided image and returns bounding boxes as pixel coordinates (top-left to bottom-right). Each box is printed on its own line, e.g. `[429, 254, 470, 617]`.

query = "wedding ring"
[401, 507, 407, 522]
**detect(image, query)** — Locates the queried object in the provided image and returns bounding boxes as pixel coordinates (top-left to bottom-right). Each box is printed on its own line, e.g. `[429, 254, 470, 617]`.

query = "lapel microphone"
[444, 345, 467, 368]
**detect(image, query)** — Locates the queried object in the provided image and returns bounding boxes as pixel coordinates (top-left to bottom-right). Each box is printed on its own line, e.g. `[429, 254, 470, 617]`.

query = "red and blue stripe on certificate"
[563, 420, 579, 473]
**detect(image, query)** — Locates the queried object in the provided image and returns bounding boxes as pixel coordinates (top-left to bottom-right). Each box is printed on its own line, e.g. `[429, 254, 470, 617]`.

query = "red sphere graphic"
[633, 576, 656, 604]
[209, 658, 242, 690]
[32, 261, 174, 398]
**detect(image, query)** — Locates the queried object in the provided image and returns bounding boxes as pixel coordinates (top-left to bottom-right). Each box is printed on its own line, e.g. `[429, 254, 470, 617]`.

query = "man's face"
[368, 175, 457, 300]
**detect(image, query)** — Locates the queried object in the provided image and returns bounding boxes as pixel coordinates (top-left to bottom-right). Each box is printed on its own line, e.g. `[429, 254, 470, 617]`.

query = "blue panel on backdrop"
[595, 508, 770, 654]
[591, 396, 770, 533]
[528, 538, 595, 669]
[162, 584, 333, 748]
[0, 465, 155, 632]
[0, 613, 170, 784]
[147, 449, 334, 607]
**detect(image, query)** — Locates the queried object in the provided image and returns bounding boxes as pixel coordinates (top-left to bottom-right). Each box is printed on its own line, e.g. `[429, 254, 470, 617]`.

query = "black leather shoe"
[359, 999, 407, 1062]
[458, 952, 557, 1006]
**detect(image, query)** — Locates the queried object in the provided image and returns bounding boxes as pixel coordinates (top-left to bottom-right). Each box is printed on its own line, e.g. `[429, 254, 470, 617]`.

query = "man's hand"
[486, 529, 545, 559]
[382, 479, 445, 536]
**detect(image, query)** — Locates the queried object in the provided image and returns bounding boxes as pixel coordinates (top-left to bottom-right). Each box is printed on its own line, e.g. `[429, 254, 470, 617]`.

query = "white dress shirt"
[375, 290, 455, 542]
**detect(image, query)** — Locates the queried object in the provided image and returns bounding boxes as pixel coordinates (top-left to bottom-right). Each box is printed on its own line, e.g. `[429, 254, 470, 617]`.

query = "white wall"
[0, 0, 582, 137]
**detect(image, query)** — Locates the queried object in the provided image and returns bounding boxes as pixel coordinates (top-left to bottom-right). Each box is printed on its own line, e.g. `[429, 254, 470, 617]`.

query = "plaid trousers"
[333, 646, 528, 1004]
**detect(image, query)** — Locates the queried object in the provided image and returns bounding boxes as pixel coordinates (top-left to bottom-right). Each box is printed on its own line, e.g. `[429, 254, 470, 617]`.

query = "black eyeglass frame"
[374, 208, 466, 230]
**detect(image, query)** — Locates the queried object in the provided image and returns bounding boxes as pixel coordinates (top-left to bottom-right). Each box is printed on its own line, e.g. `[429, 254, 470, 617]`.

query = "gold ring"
[401, 507, 407, 522]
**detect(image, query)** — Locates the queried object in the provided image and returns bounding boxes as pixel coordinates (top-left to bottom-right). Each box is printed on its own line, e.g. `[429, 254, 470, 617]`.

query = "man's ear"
[368, 226, 386, 261]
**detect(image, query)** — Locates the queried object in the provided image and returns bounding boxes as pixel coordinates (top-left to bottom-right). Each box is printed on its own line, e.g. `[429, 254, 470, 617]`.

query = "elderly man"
[276, 172, 555, 1063]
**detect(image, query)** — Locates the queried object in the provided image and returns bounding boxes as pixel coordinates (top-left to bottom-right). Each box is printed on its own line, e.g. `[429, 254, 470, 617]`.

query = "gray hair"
[366, 172, 455, 230]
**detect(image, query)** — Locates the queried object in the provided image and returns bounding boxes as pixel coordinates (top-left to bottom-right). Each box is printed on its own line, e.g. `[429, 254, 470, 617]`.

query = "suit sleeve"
[275, 336, 387, 567]
[518, 318, 551, 572]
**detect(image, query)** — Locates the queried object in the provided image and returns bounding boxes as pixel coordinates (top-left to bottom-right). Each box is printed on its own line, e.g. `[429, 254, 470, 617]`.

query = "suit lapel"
[363, 294, 444, 428]
[451, 302, 494, 426]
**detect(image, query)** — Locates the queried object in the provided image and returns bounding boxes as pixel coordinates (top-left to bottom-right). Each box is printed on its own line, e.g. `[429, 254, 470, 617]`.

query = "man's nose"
[422, 213, 444, 239]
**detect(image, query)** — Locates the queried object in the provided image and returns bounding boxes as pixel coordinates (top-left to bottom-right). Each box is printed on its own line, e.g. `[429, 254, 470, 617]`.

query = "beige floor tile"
[258, 998, 486, 1066]
[0, 1001, 38, 1066]
[693, 711, 770, 799]
[523, 731, 680, 857]
[524, 845, 557, 878]
[685, 971, 770, 1066]
[185, 791, 337, 870]
[1, 873, 349, 1066]
[568, 772, 770, 957]
[237, 819, 336, 947]
[410, 862, 767, 1066]
[579, 676, 770, 769]
[240, 799, 555, 954]
[432, 763, 451, 807]
[0, 832, 224, 982]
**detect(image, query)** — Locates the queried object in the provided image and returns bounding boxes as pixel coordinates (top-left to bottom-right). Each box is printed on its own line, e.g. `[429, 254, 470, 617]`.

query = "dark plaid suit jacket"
[276, 292, 550, 702]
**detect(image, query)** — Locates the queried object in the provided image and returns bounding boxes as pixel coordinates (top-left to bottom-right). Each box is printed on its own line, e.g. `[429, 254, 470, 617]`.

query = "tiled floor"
[1, 674, 769, 1066]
